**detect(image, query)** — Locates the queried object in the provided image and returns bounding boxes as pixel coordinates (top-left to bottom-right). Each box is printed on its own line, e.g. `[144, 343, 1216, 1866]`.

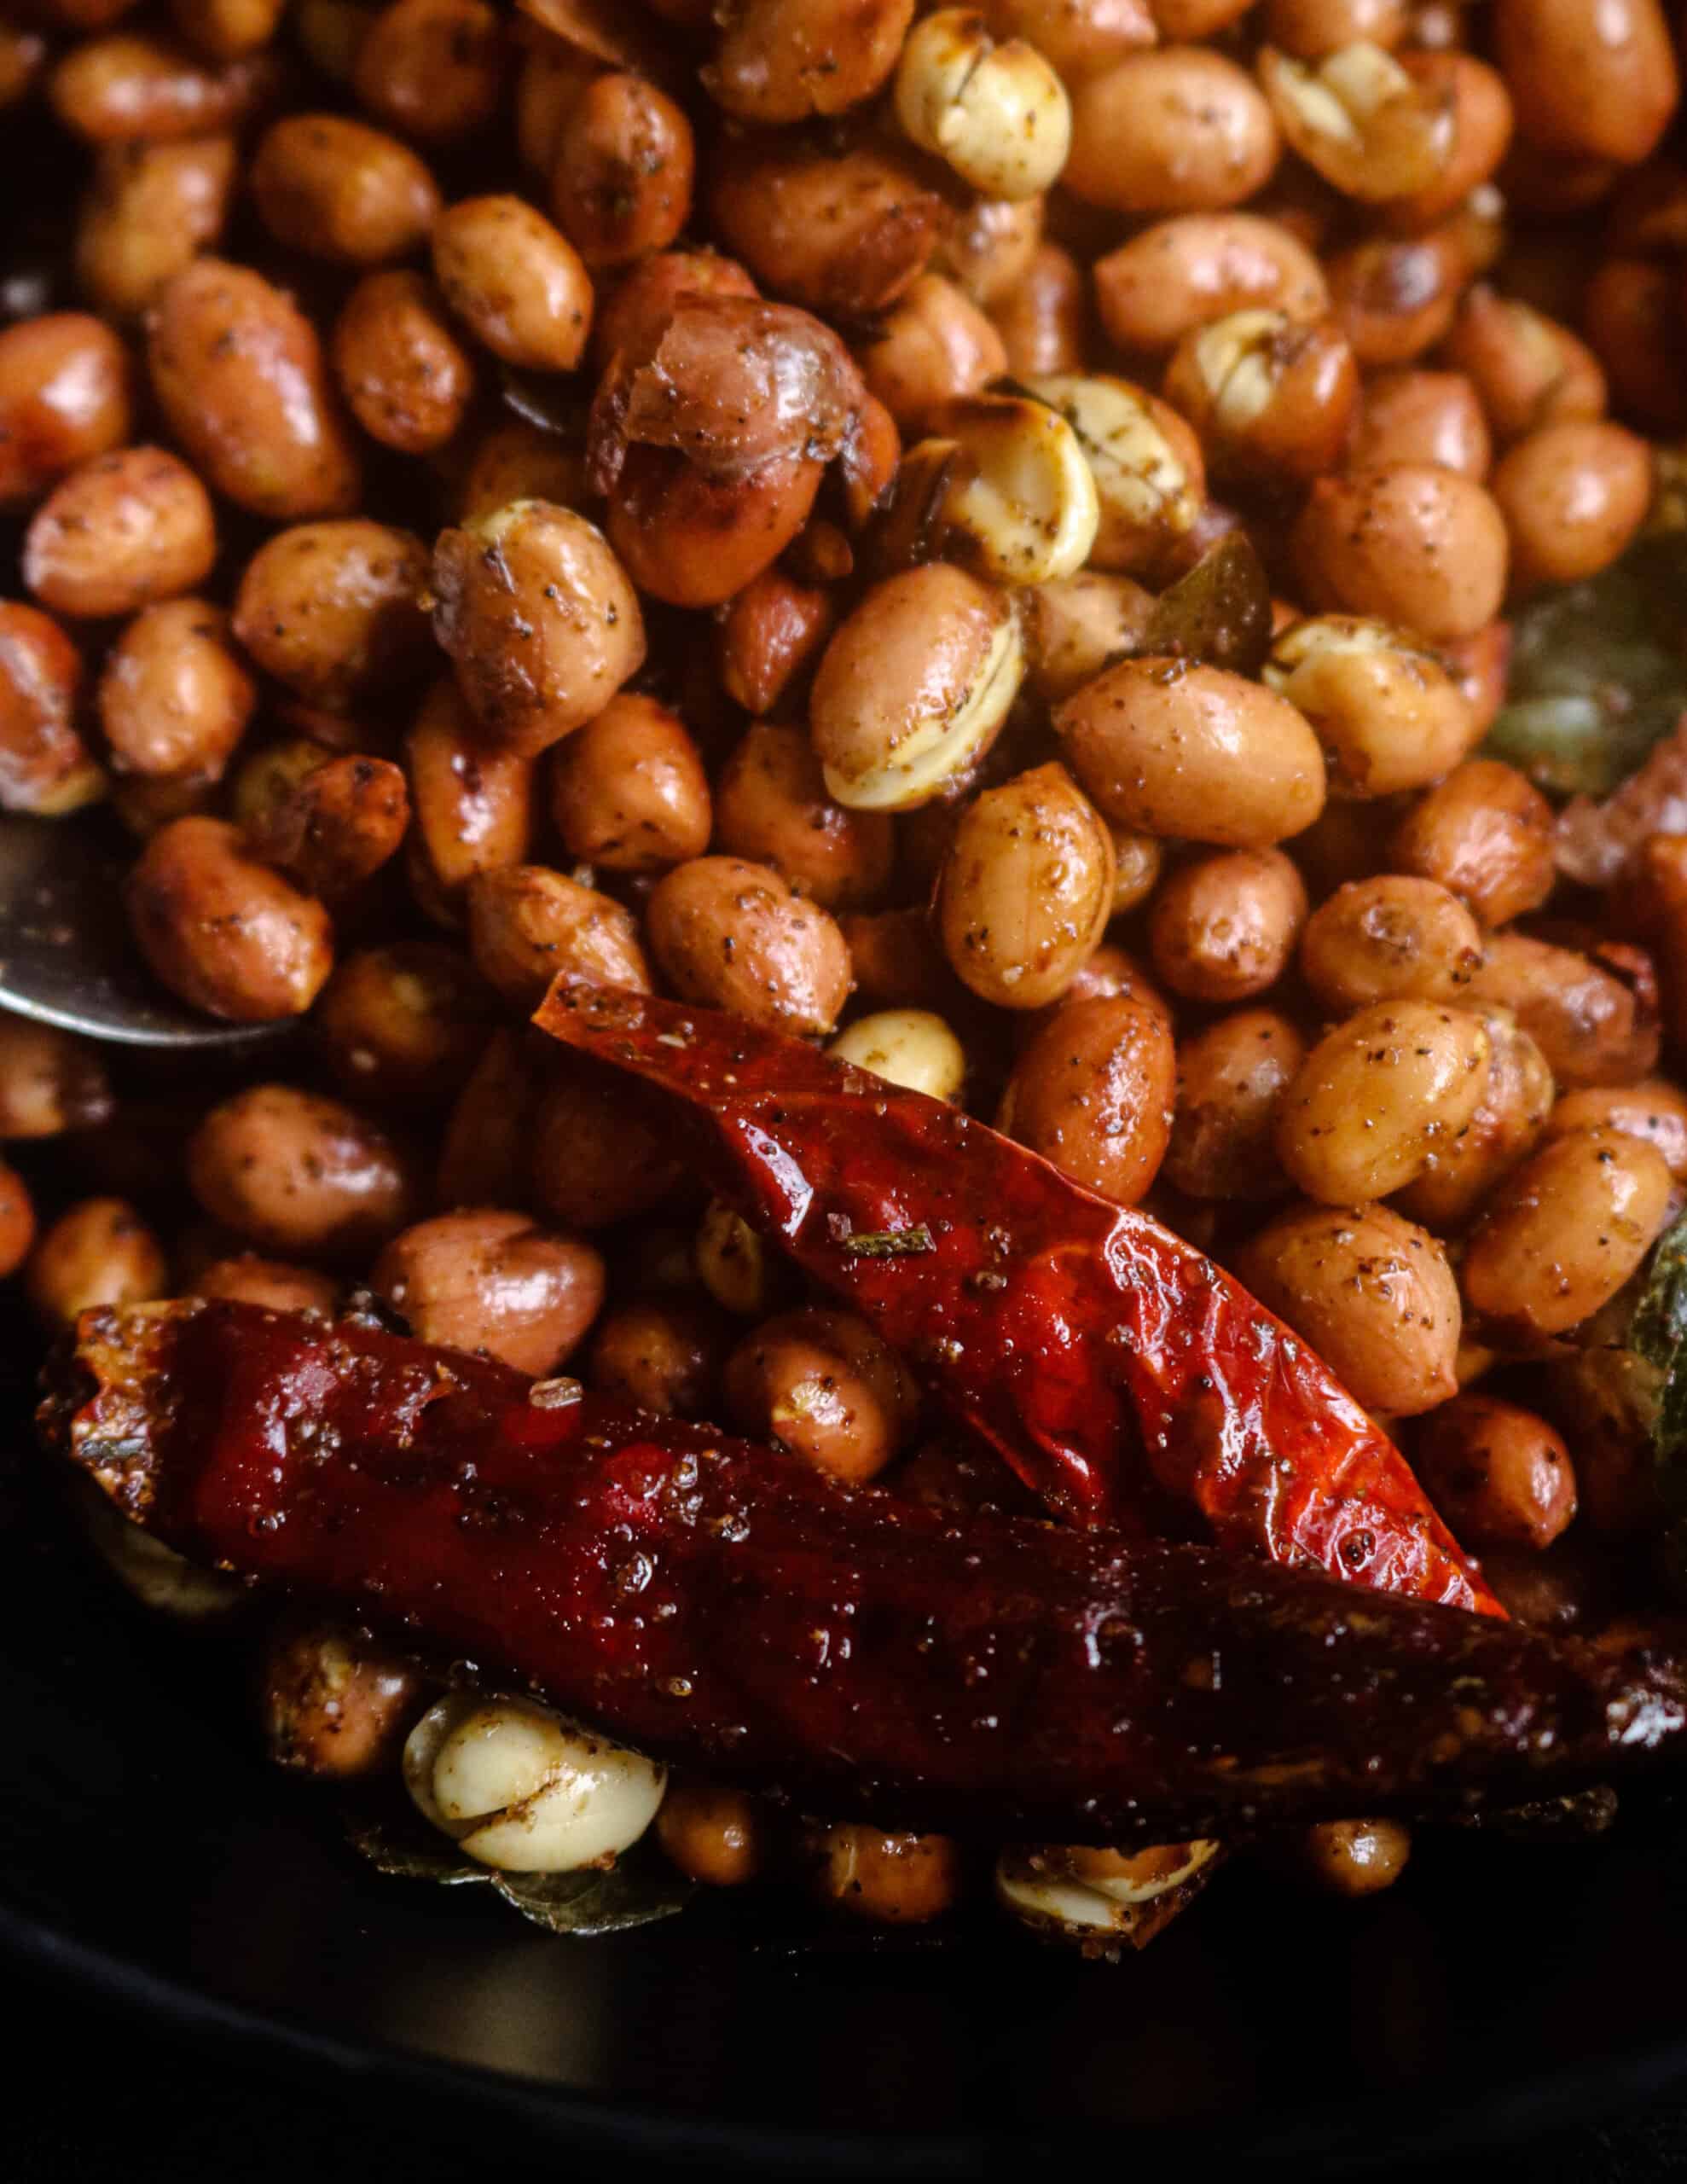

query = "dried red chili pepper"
[45, 1301, 1684, 1841]
[536, 983, 1499, 1612]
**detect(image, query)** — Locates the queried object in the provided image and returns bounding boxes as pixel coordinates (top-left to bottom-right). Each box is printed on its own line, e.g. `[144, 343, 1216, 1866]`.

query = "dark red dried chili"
[45, 1301, 1679, 1844]
[535, 983, 1499, 1613]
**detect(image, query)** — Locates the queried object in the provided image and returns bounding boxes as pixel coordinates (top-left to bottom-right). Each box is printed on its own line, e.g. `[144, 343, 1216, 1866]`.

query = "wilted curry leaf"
[1486, 534, 1687, 798]
[1631, 1211, 1687, 1496]
[1145, 531, 1273, 677]
[345, 1808, 693, 1937]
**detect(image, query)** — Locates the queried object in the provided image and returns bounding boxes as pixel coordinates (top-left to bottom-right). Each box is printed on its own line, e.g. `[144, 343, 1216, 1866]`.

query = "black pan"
[5, 1403, 1687, 2180]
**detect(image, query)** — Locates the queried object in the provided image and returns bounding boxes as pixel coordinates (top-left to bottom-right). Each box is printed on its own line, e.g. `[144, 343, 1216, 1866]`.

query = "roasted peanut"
[588, 1292, 731, 1420]
[1065, 49, 1280, 213]
[188, 1083, 417, 1259]
[456, 421, 589, 528]
[0, 311, 132, 506]
[431, 502, 646, 756]
[1277, 999, 1492, 1204]
[998, 994, 1176, 1203]
[1442, 285, 1607, 444]
[1462, 1127, 1673, 1339]
[716, 573, 837, 719]
[1387, 759, 1555, 926]
[1465, 932, 1658, 1089]
[466, 864, 651, 1008]
[98, 597, 253, 781]
[1545, 1080, 1687, 1182]
[315, 941, 495, 1107]
[606, 444, 824, 612]
[0, 1019, 112, 1140]
[432, 194, 592, 373]
[248, 751, 411, 902]
[714, 723, 893, 912]
[708, 135, 945, 320]
[1266, 0, 1409, 56]
[1394, 1004, 1554, 1228]
[171, 0, 287, 59]
[1414, 1393, 1576, 1548]
[1349, 368, 1491, 479]
[1256, 40, 1457, 205]
[1290, 1819, 1412, 1896]
[1162, 309, 1357, 485]
[231, 521, 430, 715]
[894, 8, 1071, 200]
[858, 275, 1007, 437]
[548, 694, 711, 873]
[1024, 375, 1205, 578]
[706, 0, 913, 122]
[1095, 212, 1327, 356]
[332, 267, 475, 456]
[149, 259, 360, 520]
[989, 241, 1087, 375]
[250, 113, 440, 264]
[351, 0, 504, 144]
[985, 0, 1157, 78]
[549, 71, 693, 266]
[406, 679, 535, 912]
[936, 763, 1116, 1009]
[1149, 848, 1307, 1003]
[1291, 465, 1508, 642]
[259, 1614, 421, 1781]
[934, 195, 1043, 311]
[49, 32, 274, 144]
[1493, 0, 1677, 164]
[1263, 615, 1475, 798]
[1490, 419, 1654, 590]
[646, 855, 852, 1034]
[373, 1210, 605, 1376]
[725, 1307, 914, 1483]
[656, 1782, 768, 1887]
[1058, 656, 1326, 847]
[801, 1823, 962, 1924]
[529, 1052, 685, 1229]
[1167, 1008, 1306, 1199]
[126, 814, 334, 1022]
[1299, 875, 1483, 1013]
[75, 135, 238, 318]
[193, 1255, 339, 1314]
[0, 600, 103, 815]
[23, 445, 216, 619]
[810, 564, 1022, 812]
[1236, 1199, 1461, 1414]
[26, 1196, 166, 1330]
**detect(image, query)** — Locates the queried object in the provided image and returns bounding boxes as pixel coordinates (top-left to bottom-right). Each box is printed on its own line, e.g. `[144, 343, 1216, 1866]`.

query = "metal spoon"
[0, 812, 281, 1048]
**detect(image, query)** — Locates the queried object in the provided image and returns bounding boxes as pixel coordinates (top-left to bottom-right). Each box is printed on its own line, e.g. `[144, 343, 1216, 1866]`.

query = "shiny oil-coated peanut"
[125, 816, 333, 1021]
[1236, 1200, 1462, 1415]
[148, 258, 361, 519]
[431, 502, 646, 757]
[1276, 1000, 1491, 1204]
[1166, 1008, 1305, 1200]
[997, 994, 1175, 1204]
[936, 763, 1116, 1009]
[646, 857, 852, 1034]
[1058, 657, 1326, 847]
[373, 1210, 606, 1378]
[1461, 1128, 1673, 1339]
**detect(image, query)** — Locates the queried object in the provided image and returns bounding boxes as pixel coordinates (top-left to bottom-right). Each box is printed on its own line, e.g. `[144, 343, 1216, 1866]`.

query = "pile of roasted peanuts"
[3, 0, 1687, 1937]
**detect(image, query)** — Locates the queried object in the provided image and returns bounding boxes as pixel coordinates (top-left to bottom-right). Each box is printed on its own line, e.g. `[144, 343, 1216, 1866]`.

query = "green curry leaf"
[345, 1808, 694, 1937]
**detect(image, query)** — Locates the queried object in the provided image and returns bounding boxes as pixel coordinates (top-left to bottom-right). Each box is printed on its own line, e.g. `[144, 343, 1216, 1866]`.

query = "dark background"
[10, 1960, 1687, 2184]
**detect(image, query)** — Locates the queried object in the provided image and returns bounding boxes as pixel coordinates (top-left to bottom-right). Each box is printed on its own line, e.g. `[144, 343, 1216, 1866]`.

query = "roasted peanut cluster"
[4, 0, 1687, 1933]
